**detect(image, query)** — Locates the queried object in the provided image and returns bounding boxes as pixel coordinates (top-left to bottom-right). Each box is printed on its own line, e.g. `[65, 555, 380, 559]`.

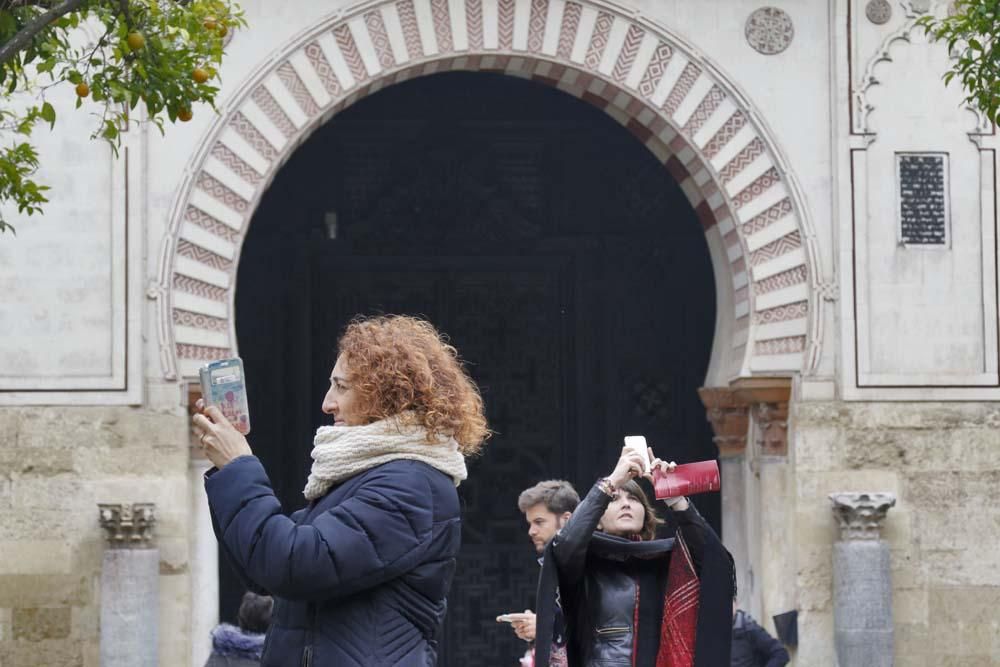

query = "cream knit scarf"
[302, 413, 468, 501]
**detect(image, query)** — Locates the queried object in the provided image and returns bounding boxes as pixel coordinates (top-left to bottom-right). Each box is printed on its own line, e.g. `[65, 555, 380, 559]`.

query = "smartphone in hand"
[623, 435, 651, 474]
[199, 358, 251, 434]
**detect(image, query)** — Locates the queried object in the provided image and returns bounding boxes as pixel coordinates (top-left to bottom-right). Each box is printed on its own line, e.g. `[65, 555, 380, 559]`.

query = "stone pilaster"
[830, 492, 896, 667]
[98, 503, 159, 667]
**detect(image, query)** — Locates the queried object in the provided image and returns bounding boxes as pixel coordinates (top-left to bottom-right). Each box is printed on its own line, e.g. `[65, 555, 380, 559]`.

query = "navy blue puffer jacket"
[205, 456, 461, 666]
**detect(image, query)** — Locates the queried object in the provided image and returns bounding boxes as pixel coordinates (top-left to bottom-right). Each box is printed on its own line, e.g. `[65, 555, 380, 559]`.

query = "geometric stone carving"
[865, 0, 892, 25]
[699, 377, 792, 458]
[745, 7, 794, 55]
[829, 492, 896, 540]
[98, 503, 156, 548]
[754, 401, 789, 456]
[698, 387, 751, 458]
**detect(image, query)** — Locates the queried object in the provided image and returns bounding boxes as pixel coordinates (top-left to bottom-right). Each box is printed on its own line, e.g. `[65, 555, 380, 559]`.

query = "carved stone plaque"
[745, 7, 794, 55]
[866, 0, 892, 25]
[897, 153, 948, 246]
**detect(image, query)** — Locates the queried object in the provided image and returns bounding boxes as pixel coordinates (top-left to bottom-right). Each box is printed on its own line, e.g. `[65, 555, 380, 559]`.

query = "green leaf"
[40, 102, 55, 128]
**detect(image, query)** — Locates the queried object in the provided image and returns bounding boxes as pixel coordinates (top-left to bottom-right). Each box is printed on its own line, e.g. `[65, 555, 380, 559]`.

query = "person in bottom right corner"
[730, 581, 790, 667]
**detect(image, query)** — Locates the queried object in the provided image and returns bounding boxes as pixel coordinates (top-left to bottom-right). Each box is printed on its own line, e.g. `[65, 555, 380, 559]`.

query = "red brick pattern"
[430, 0, 454, 53]
[741, 198, 792, 236]
[466, 0, 484, 50]
[276, 62, 321, 118]
[701, 110, 746, 160]
[750, 231, 801, 266]
[172, 274, 227, 302]
[196, 172, 249, 213]
[527, 0, 547, 52]
[303, 41, 343, 96]
[753, 266, 808, 295]
[251, 86, 296, 139]
[719, 137, 765, 184]
[210, 143, 262, 186]
[661, 61, 701, 117]
[184, 206, 240, 244]
[176, 343, 233, 360]
[753, 301, 807, 325]
[498, 0, 515, 50]
[611, 24, 644, 83]
[173, 309, 229, 332]
[584, 12, 614, 70]
[230, 112, 278, 162]
[732, 167, 780, 210]
[681, 84, 724, 136]
[754, 336, 806, 356]
[177, 240, 233, 272]
[397, 0, 425, 59]
[334, 24, 369, 83]
[557, 2, 582, 60]
[365, 11, 396, 68]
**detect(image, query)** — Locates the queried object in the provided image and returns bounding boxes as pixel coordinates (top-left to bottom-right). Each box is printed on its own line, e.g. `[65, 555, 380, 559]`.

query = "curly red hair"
[337, 315, 490, 455]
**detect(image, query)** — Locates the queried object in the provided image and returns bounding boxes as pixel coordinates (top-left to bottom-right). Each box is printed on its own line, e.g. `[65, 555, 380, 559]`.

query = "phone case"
[623, 435, 651, 474]
[199, 358, 251, 434]
[652, 460, 720, 499]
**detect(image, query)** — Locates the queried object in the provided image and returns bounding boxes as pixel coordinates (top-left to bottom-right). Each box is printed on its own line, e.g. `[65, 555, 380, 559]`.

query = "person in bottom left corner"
[192, 315, 490, 667]
[205, 592, 274, 667]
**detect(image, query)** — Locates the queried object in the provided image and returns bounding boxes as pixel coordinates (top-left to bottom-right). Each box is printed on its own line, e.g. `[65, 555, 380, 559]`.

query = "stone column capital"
[829, 492, 896, 540]
[98, 503, 157, 548]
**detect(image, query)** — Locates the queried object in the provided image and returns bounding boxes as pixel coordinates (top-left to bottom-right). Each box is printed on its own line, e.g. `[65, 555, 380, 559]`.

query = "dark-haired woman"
[533, 446, 733, 667]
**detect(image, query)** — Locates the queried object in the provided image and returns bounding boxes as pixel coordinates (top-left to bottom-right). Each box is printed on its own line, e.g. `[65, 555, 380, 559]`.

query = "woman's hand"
[608, 446, 648, 488]
[192, 398, 253, 469]
[646, 448, 690, 511]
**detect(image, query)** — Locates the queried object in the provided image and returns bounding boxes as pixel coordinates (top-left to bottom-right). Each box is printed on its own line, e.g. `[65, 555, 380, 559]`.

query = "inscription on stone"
[897, 153, 948, 246]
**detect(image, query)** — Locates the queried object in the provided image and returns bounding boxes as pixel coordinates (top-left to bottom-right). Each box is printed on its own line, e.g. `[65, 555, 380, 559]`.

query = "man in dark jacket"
[731, 607, 791, 667]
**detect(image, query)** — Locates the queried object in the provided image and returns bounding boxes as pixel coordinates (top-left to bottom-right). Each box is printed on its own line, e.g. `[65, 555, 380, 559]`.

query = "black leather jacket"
[549, 484, 711, 666]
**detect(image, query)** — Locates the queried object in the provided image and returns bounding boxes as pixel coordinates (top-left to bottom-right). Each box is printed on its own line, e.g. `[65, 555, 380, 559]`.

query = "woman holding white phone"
[192, 315, 489, 667]
[531, 445, 733, 667]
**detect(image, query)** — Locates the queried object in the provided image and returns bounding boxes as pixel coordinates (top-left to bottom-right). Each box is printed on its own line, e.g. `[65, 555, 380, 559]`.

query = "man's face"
[524, 504, 570, 554]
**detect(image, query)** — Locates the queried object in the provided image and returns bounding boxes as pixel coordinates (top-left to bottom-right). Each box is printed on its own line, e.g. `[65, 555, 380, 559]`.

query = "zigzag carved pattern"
[334, 24, 369, 83]
[753, 301, 808, 325]
[177, 343, 232, 361]
[754, 336, 806, 356]
[251, 86, 296, 139]
[681, 84, 725, 136]
[364, 11, 396, 69]
[557, 2, 582, 60]
[733, 167, 780, 210]
[276, 62, 320, 118]
[230, 111, 278, 162]
[584, 12, 614, 70]
[742, 198, 793, 236]
[303, 41, 343, 96]
[466, 0, 484, 50]
[177, 239, 233, 272]
[701, 110, 746, 160]
[750, 231, 801, 266]
[172, 274, 227, 302]
[662, 61, 701, 117]
[210, 144, 263, 186]
[612, 24, 644, 83]
[498, 0, 515, 50]
[430, 0, 453, 53]
[719, 137, 765, 184]
[184, 206, 239, 244]
[196, 172, 248, 213]
[753, 266, 808, 296]
[527, 0, 547, 52]
[637, 41, 673, 97]
[173, 308, 229, 332]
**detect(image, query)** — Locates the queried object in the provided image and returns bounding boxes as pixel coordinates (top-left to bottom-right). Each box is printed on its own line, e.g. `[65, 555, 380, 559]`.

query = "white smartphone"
[623, 435, 651, 474]
[496, 614, 515, 623]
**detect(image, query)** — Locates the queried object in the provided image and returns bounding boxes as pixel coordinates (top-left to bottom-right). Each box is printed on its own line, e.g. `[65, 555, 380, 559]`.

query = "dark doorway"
[230, 71, 718, 665]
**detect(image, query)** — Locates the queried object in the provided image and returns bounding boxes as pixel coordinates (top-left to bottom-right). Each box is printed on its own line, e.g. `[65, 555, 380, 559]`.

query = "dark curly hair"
[337, 315, 490, 455]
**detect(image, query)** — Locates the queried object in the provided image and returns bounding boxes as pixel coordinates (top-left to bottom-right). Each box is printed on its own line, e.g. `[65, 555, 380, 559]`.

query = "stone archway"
[153, 0, 821, 382]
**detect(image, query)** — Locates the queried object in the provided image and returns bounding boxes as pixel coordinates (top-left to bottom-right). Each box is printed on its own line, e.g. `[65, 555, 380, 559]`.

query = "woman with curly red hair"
[193, 315, 488, 667]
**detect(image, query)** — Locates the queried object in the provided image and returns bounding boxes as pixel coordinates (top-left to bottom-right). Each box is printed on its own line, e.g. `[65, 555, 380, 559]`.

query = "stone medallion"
[865, 0, 892, 24]
[745, 7, 794, 55]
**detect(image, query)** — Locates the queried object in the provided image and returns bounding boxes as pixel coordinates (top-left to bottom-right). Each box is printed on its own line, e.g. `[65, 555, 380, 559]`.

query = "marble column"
[829, 492, 896, 667]
[98, 503, 159, 667]
[189, 455, 218, 667]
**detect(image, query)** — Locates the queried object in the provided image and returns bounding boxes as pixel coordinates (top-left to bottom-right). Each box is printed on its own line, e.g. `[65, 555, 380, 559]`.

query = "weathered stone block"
[0, 576, 89, 607]
[12, 607, 72, 641]
[0, 541, 71, 575]
[0, 637, 84, 666]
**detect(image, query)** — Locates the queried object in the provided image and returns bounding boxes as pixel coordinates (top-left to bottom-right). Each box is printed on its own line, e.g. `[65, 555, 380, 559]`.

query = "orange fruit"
[127, 32, 145, 50]
[178, 108, 193, 122]
[217, 23, 228, 38]
[75, 82, 90, 97]
[192, 67, 210, 83]
[203, 16, 217, 30]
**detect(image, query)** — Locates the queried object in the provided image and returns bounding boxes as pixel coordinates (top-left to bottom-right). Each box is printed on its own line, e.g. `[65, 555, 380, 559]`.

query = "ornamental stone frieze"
[98, 503, 157, 548]
[699, 377, 792, 458]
